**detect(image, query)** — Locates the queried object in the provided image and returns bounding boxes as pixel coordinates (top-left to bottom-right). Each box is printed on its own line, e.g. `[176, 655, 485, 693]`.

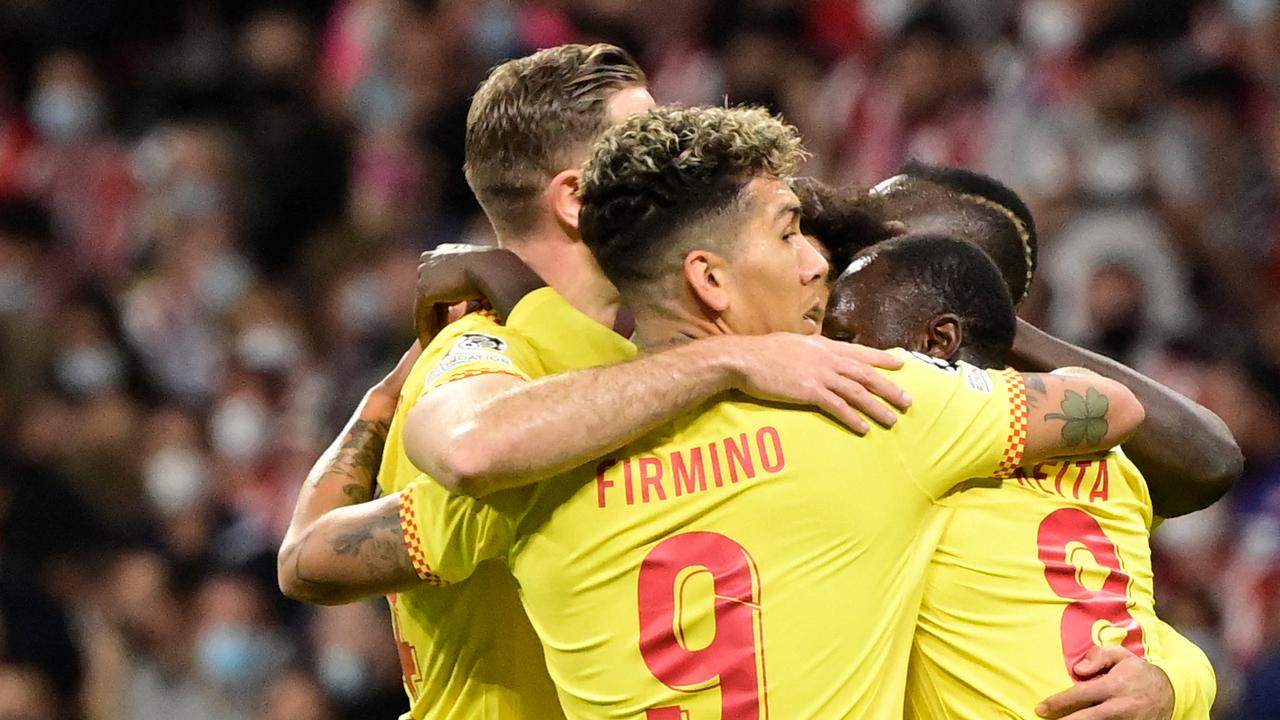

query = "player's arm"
[277, 343, 423, 604]
[1148, 620, 1217, 719]
[1012, 319, 1241, 517]
[1021, 369, 1146, 462]
[886, 355, 1143, 498]
[281, 476, 514, 605]
[406, 334, 914, 497]
[278, 493, 420, 605]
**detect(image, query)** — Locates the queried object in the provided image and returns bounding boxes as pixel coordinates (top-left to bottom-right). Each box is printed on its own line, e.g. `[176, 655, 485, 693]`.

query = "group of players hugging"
[274, 42, 1241, 720]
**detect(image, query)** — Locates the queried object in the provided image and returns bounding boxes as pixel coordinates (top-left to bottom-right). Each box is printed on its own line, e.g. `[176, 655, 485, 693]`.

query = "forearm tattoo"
[327, 503, 416, 578]
[1024, 373, 1047, 410]
[308, 417, 391, 503]
[293, 501, 415, 589]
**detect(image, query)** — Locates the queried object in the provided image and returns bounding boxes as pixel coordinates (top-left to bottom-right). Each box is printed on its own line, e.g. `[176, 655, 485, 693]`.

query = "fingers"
[1044, 701, 1130, 720]
[399, 340, 425, 365]
[837, 362, 912, 412]
[825, 374, 898, 428]
[815, 389, 871, 435]
[1038, 650, 1168, 720]
[1037, 678, 1114, 718]
[825, 342, 911, 410]
[445, 302, 467, 324]
[371, 341, 426, 401]
[414, 295, 437, 347]
[1073, 645, 1131, 679]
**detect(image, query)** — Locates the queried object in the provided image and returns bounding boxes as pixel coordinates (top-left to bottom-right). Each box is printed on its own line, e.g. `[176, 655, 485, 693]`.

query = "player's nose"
[800, 236, 830, 285]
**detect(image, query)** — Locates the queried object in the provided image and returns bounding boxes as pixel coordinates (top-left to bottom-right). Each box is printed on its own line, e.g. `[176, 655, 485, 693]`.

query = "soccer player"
[873, 164, 1238, 518]
[797, 165, 1238, 518]
[280, 105, 1146, 718]
[826, 233, 1218, 719]
[279, 45, 911, 719]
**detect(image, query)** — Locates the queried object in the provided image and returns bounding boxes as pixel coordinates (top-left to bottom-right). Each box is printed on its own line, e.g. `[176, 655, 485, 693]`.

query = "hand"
[415, 244, 501, 344]
[414, 299, 468, 349]
[367, 342, 426, 415]
[718, 334, 912, 434]
[417, 244, 509, 306]
[1037, 646, 1174, 720]
[414, 244, 545, 345]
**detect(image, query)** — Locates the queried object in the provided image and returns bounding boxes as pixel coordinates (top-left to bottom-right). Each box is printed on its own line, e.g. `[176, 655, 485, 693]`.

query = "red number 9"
[1038, 508, 1145, 679]
[637, 532, 767, 719]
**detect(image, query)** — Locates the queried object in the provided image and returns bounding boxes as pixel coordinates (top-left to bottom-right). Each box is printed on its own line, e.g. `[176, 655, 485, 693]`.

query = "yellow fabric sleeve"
[1149, 620, 1216, 719]
[419, 315, 541, 396]
[397, 480, 516, 585]
[885, 349, 1029, 499]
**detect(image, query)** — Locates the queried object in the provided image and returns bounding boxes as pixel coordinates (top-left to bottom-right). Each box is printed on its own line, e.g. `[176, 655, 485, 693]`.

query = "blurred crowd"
[0, 0, 1277, 717]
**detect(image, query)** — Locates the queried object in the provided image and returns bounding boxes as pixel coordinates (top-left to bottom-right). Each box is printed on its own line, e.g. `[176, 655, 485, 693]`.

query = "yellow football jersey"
[398, 347, 1030, 719]
[906, 448, 1216, 719]
[378, 299, 589, 720]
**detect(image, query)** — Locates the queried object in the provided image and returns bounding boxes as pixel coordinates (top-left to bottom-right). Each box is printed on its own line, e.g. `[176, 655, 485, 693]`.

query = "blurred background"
[0, 0, 1276, 717]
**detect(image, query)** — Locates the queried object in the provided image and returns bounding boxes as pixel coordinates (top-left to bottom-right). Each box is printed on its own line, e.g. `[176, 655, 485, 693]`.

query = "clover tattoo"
[1045, 388, 1110, 447]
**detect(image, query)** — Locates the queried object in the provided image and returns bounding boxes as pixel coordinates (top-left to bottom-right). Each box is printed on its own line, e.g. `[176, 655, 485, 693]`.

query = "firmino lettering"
[595, 426, 786, 509]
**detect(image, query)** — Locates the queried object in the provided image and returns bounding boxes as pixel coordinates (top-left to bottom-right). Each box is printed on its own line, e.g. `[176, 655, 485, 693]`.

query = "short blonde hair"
[464, 43, 646, 237]
[579, 105, 808, 293]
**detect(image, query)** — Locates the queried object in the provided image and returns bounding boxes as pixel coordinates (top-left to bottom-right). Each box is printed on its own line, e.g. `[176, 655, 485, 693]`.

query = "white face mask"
[143, 446, 209, 515]
[1020, 0, 1083, 55]
[235, 323, 304, 373]
[316, 645, 374, 701]
[29, 85, 103, 142]
[210, 395, 272, 463]
[168, 179, 226, 219]
[54, 345, 125, 397]
[196, 624, 291, 689]
[0, 270, 34, 314]
[1231, 0, 1279, 24]
[198, 255, 254, 314]
[337, 273, 389, 337]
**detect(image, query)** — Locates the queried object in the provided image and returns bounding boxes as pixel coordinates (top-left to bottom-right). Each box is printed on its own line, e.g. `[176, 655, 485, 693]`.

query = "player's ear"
[548, 168, 583, 239]
[685, 250, 731, 314]
[921, 314, 963, 361]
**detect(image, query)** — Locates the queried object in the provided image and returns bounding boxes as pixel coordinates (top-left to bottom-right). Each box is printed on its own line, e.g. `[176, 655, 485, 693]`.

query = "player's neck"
[630, 305, 723, 352]
[501, 232, 620, 328]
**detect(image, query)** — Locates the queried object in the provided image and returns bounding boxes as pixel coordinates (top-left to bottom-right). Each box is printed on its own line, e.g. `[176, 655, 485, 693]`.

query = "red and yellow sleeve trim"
[428, 367, 528, 392]
[398, 490, 448, 587]
[464, 300, 501, 325]
[994, 369, 1029, 478]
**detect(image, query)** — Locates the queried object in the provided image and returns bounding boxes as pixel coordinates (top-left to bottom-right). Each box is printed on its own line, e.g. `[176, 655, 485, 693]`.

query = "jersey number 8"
[1038, 507, 1146, 679]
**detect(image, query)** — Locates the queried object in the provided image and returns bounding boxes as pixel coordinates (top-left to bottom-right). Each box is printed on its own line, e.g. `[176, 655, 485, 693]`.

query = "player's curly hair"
[465, 43, 646, 238]
[579, 105, 808, 295]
